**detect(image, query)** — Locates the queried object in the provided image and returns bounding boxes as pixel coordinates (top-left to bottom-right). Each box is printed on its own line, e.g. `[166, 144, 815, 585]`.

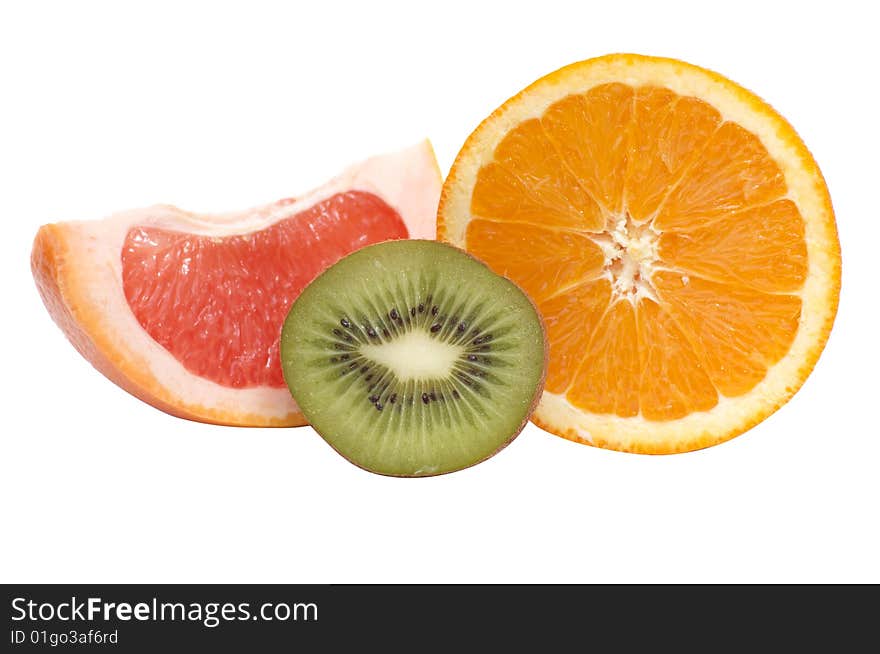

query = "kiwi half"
[280, 240, 546, 477]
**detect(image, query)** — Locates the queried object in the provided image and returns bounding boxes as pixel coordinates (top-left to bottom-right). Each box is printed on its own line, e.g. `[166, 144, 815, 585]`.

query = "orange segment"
[567, 299, 640, 417]
[636, 298, 718, 420]
[472, 118, 603, 230]
[438, 54, 840, 454]
[541, 83, 633, 214]
[654, 272, 802, 397]
[465, 219, 604, 302]
[537, 279, 612, 393]
[655, 122, 788, 230]
[624, 90, 722, 222]
[658, 199, 808, 293]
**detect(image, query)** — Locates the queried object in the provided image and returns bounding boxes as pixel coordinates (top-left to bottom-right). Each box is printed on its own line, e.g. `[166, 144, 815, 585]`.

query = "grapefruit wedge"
[32, 141, 442, 427]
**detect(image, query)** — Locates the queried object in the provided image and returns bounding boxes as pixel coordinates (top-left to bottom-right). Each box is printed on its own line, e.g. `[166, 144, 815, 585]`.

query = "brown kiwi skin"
[301, 239, 549, 478]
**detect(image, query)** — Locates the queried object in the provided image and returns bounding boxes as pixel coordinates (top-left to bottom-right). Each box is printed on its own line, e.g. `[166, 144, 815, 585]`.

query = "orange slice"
[438, 55, 840, 453]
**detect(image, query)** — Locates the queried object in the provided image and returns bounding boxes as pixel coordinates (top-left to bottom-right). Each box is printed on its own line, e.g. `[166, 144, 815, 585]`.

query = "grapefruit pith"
[32, 141, 442, 427]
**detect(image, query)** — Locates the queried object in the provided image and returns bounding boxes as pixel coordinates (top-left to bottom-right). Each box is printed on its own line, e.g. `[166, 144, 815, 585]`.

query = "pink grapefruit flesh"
[122, 190, 408, 389]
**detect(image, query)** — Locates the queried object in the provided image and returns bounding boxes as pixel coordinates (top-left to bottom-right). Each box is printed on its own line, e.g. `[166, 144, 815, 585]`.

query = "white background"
[1, 0, 877, 583]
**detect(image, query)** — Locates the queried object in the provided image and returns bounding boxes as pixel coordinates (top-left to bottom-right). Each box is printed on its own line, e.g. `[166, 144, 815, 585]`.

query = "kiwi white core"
[359, 330, 464, 382]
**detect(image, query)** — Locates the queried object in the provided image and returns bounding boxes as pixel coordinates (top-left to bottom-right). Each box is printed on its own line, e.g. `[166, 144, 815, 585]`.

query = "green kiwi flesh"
[280, 240, 546, 477]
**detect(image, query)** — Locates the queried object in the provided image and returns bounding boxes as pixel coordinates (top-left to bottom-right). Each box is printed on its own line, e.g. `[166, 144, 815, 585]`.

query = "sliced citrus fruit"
[438, 55, 840, 453]
[32, 141, 442, 426]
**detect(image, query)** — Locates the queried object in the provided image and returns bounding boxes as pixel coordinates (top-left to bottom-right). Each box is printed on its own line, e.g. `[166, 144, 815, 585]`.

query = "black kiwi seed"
[389, 394, 397, 404]
[430, 323, 442, 333]
[467, 354, 478, 362]
[421, 392, 430, 404]
[340, 318, 351, 328]
[334, 343, 347, 350]
[365, 374, 373, 382]
[340, 354, 350, 361]
[430, 391, 437, 401]
[369, 395, 379, 403]
[383, 328, 390, 338]
[452, 389, 460, 399]
[457, 322, 467, 333]
[431, 306, 438, 316]
[330, 357, 338, 363]
[390, 308, 400, 321]
[410, 307, 416, 317]
[418, 303, 425, 313]
[333, 328, 344, 337]
[348, 362, 358, 371]
[366, 326, 377, 338]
